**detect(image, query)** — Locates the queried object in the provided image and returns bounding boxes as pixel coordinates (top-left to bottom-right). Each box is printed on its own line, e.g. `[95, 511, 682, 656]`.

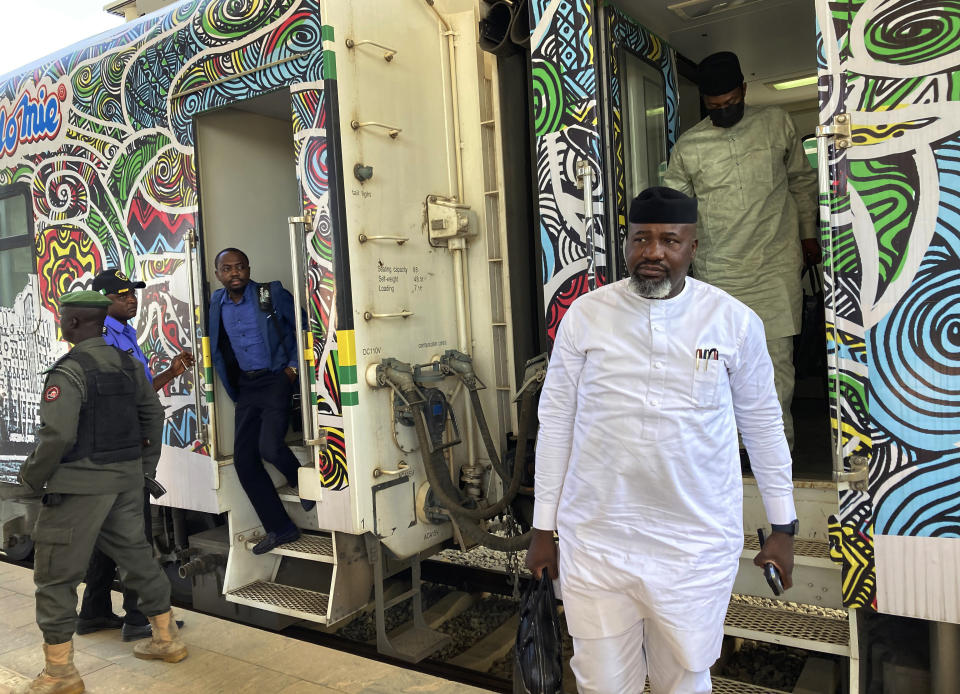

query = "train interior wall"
[194, 90, 302, 460]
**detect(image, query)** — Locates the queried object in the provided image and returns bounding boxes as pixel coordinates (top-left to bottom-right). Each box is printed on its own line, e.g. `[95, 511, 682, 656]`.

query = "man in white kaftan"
[527, 187, 796, 694]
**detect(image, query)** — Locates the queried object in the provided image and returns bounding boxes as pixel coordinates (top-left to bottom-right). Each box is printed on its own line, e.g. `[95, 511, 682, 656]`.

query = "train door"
[815, 3, 960, 624]
[193, 90, 303, 464]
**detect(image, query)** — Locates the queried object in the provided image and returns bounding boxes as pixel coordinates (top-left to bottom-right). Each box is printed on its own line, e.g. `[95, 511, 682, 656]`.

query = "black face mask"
[708, 100, 745, 128]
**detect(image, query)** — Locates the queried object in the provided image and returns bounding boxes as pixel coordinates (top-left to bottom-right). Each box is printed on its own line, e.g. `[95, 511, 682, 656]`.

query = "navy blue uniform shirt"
[219, 282, 271, 371]
[102, 315, 153, 383]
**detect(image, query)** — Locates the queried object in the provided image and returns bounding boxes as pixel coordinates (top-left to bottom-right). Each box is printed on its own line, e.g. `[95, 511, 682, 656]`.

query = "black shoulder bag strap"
[257, 282, 295, 366]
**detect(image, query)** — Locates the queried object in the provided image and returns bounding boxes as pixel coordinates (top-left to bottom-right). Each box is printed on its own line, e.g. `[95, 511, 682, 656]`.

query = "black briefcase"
[513, 573, 563, 694]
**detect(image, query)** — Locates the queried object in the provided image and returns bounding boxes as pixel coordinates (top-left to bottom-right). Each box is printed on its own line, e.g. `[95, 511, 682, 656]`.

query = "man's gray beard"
[629, 274, 672, 299]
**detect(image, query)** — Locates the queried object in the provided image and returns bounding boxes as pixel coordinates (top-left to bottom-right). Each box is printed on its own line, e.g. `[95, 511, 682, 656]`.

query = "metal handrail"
[363, 309, 414, 320]
[345, 38, 397, 62]
[576, 159, 597, 291]
[183, 230, 207, 449]
[359, 233, 408, 245]
[287, 217, 325, 447]
[350, 120, 402, 138]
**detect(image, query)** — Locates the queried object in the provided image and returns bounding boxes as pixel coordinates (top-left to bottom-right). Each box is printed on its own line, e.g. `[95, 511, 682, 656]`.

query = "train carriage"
[1, 0, 959, 690]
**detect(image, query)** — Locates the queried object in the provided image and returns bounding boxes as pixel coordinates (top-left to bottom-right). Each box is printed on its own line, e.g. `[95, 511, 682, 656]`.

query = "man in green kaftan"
[663, 51, 818, 451]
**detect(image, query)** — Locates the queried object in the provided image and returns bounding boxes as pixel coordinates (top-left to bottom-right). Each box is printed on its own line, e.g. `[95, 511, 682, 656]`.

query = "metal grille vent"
[725, 602, 849, 647]
[283, 534, 334, 557]
[230, 581, 329, 617]
[645, 676, 786, 693]
[742, 535, 831, 560]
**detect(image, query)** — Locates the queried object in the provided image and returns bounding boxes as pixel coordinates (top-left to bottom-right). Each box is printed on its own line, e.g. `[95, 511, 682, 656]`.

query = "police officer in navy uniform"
[76, 269, 192, 641]
[16, 291, 187, 694]
[208, 248, 314, 555]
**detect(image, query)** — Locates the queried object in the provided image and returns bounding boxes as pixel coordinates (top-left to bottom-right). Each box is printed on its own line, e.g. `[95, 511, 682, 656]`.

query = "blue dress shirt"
[103, 315, 153, 383]
[220, 283, 271, 371]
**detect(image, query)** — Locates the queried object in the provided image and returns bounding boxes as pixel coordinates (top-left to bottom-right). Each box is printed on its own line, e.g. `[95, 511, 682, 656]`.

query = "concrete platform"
[0, 563, 490, 694]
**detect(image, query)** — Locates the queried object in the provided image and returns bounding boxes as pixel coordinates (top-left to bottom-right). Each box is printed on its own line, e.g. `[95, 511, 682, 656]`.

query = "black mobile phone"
[757, 528, 784, 596]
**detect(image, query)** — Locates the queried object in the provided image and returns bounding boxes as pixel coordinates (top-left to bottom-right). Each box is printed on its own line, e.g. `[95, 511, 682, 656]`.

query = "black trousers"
[234, 370, 300, 534]
[78, 488, 152, 625]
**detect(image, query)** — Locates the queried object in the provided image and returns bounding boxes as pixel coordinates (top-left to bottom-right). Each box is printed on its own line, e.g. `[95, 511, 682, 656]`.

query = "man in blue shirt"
[208, 248, 314, 555]
[76, 268, 193, 641]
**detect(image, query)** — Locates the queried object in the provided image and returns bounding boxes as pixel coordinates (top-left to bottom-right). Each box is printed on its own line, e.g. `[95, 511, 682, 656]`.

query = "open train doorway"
[603, 0, 832, 480]
[193, 89, 303, 463]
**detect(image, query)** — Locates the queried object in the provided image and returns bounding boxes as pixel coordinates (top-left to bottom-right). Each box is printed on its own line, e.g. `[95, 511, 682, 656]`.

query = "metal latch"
[426, 195, 473, 243]
[834, 454, 869, 492]
[816, 113, 852, 150]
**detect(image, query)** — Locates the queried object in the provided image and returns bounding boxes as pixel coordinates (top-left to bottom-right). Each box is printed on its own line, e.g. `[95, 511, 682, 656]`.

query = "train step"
[227, 579, 331, 623]
[244, 531, 335, 562]
[276, 484, 305, 504]
[740, 534, 835, 569]
[724, 597, 850, 657]
[643, 676, 788, 693]
[735, 534, 843, 611]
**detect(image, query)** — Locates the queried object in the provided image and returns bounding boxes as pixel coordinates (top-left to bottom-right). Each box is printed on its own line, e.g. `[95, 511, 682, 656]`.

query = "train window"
[620, 49, 668, 198]
[0, 185, 33, 309]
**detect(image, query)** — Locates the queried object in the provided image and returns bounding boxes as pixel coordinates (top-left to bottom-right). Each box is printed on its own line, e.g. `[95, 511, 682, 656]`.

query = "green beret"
[58, 290, 112, 309]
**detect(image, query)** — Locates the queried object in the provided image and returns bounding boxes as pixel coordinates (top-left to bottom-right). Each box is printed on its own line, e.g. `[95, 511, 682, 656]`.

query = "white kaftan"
[534, 277, 796, 673]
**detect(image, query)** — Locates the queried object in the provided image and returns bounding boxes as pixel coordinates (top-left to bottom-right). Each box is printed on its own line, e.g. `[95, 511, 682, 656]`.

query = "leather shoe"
[284, 480, 315, 513]
[252, 527, 301, 555]
[122, 619, 185, 642]
[76, 613, 123, 634]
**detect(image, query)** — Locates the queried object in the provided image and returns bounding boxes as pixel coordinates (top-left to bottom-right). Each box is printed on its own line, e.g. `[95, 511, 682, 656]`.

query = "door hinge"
[816, 113, 852, 150]
[834, 454, 869, 492]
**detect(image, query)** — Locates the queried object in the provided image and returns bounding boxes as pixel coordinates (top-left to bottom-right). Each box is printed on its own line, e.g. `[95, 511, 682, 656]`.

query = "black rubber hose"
[467, 386, 511, 481]
[415, 419, 532, 553]
[412, 386, 535, 522]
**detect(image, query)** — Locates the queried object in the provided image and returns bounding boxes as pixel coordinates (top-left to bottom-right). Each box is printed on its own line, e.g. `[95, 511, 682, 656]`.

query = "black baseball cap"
[92, 268, 146, 295]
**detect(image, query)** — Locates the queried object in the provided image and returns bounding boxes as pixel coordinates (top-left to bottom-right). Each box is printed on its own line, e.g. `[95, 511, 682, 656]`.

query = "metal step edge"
[276, 485, 301, 503]
[724, 601, 850, 657]
[740, 535, 837, 570]
[226, 580, 330, 624]
[712, 676, 789, 694]
[243, 533, 335, 562]
[644, 675, 788, 693]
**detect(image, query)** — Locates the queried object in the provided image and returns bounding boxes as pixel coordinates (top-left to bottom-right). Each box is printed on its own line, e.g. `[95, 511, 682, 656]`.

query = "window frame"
[0, 182, 38, 308]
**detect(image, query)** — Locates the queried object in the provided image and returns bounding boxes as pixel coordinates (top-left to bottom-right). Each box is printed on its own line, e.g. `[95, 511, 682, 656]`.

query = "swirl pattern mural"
[819, 0, 960, 609]
[529, 2, 679, 345]
[604, 6, 679, 268]
[0, 0, 345, 489]
[529, 0, 605, 346]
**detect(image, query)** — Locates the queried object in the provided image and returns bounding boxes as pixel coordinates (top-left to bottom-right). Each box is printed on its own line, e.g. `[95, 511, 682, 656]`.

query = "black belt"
[241, 368, 270, 378]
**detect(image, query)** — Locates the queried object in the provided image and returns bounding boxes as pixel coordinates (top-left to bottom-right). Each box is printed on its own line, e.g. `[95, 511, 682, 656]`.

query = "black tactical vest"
[61, 350, 143, 464]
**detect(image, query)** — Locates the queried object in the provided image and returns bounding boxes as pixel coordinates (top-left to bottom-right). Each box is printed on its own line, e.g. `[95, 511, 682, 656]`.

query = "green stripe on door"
[322, 51, 337, 79]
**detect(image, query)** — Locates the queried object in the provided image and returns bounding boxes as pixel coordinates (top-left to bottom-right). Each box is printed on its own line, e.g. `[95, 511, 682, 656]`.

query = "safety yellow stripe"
[337, 329, 356, 367]
[201, 337, 212, 368]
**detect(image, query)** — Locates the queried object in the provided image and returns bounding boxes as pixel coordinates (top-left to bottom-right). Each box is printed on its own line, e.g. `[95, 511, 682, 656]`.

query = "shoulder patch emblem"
[44, 385, 61, 402]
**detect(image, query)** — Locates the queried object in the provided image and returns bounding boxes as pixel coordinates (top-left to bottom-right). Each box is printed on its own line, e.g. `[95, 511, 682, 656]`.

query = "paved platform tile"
[0, 564, 491, 694]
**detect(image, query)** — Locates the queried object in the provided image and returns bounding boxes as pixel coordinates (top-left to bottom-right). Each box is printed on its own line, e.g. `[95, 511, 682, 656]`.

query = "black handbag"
[794, 263, 827, 381]
[513, 573, 563, 694]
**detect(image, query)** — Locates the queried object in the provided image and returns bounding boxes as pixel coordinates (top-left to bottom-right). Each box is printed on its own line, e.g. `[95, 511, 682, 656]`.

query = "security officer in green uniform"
[15, 291, 187, 694]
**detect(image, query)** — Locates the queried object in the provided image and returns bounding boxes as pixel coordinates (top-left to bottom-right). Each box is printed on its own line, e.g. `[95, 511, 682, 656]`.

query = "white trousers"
[571, 618, 712, 694]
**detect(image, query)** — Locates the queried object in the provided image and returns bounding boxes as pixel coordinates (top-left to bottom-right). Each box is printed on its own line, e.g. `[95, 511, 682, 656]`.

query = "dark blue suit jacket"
[208, 280, 298, 401]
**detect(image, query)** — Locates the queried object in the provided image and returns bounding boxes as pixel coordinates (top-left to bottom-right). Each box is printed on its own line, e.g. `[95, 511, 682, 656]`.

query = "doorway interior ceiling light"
[667, 0, 763, 21]
[768, 74, 818, 90]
